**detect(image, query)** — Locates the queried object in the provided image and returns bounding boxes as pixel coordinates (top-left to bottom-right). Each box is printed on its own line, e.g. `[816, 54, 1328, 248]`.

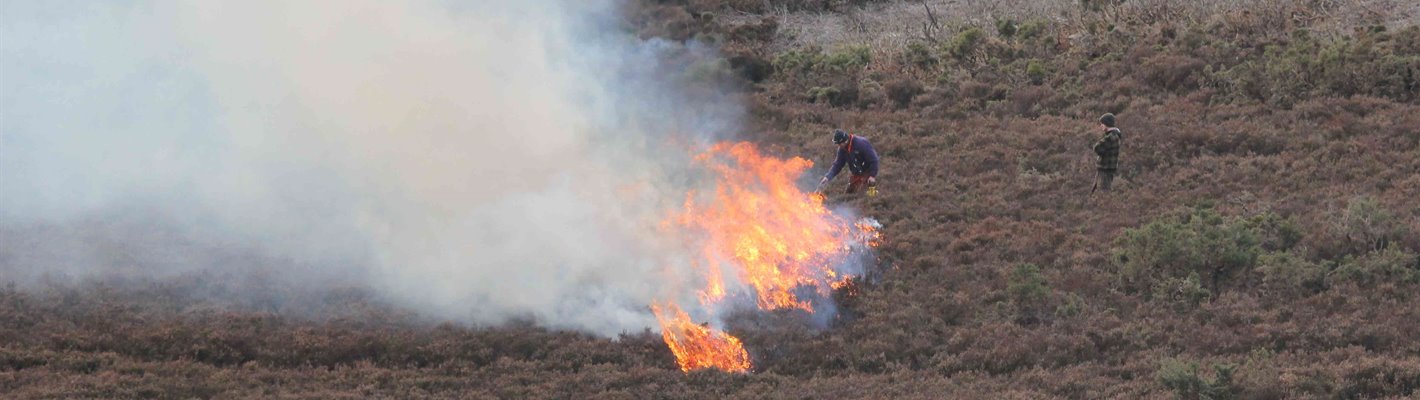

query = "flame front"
[654, 142, 879, 373]
[651, 303, 751, 373]
[679, 142, 867, 310]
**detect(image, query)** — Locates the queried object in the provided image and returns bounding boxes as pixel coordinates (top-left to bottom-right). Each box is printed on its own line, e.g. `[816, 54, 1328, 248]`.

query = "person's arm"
[1101, 132, 1119, 154]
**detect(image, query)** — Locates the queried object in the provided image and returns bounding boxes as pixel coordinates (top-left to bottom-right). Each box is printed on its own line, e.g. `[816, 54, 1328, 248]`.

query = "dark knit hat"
[1099, 113, 1117, 127]
[832, 129, 849, 144]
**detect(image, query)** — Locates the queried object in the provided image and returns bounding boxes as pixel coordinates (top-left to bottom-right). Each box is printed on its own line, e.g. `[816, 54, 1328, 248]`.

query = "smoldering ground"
[0, 0, 760, 335]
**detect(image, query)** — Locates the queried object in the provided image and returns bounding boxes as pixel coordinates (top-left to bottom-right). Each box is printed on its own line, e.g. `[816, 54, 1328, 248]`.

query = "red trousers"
[846, 175, 874, 194]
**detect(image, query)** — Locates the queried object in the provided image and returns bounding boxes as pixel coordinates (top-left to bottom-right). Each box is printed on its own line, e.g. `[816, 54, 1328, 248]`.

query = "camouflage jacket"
[1092, 127, 1122, 172]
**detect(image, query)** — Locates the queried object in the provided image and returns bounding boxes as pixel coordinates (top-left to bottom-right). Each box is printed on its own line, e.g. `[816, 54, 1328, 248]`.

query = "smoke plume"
[2, 0, 743, 335]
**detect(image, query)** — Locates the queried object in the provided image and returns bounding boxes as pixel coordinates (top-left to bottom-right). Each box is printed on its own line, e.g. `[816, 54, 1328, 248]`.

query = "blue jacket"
[825, 135, 879, 180]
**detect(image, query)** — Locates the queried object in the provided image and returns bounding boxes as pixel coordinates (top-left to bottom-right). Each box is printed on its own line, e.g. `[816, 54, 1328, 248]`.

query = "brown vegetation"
[4, 0, 1420, 398]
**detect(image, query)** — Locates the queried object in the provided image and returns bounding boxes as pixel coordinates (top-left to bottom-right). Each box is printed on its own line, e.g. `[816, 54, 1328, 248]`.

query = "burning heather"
[651, 303, 752, 373]
[654, 142, 880, 372]
[0, 0, 882, 380]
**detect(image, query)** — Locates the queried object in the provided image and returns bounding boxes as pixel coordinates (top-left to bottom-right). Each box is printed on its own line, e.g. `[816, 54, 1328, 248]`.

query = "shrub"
[1007, 263, 1049, 306]
[1157, 358, 1238, 400]
[1007, 263, 1053, 324]
[1242, 212, 1303, 252]
[1009, 86, 1055, 117]
[995, 19, 1017, 38]
[772, 47, 826, 75]
[1054, 292, 1085, 318]
[1017, 19, 1048, 40]
[1026, 60, 1047, 85]
[1329, 247, 1420, 286]
[1331, 196, 1404, 254]
[728, 52, 774, 82]
[685, 58, 735, 85]
[1152, 272, 1211, 311]
[1142, 54, 1206, 92]
[1256, 250, 1327, 294]
[1211, 28, 1420, 106]
[903, 42, 937, 69]
[1078, 0, 1120, 13]
[807, 86, 840, 104]
[857, 79, 887, 108]
[771, 45, 871, 81]
[824, 45, 872, 72]
[1112, 206, 1262, 294]
[727, 17, 778, 43]
[885, 78, 924, 109]
[945, 28, 985, 61]
[807, 82, 858, 107]
[958, 80, 1004, 102]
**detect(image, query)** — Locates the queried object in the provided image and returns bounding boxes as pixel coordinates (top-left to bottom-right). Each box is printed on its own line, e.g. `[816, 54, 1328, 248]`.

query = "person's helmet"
[832, 129, 849, 144]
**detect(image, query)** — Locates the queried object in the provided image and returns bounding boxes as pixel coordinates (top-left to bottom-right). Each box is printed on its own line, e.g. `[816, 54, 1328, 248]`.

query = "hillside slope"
[4, 0, 1419, 398]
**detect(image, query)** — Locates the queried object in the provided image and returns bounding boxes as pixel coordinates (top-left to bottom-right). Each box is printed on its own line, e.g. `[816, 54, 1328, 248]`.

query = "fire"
[651, 303, 751, 373]
[679, 142, 871, 310]
[654, 141, 879, 373]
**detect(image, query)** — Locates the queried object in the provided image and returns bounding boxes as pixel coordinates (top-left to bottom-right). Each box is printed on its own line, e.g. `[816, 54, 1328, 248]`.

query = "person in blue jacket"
[817, 129, 879, 195]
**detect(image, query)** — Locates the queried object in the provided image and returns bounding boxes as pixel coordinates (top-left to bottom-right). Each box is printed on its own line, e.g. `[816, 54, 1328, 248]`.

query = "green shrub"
[946, 28, 985, 61]
[773, 47, 826, 75]
[1152, 272, 1211, 311]
[1157, 358, 1238, 400]
[1212, 28, 1420, 106]
[995, 19, 1017, 38]
[1017, 19, 1047, 40]
[1332, 196, 1403, 254]
[1241, 212, 1303, 252]
[772, 45, 871, 78]
[1054, 292, 1085, 318]
[1329, 247, 1420, 286]
[806, 83, 858, 107]
[1112, 206, 1262, 294]
[1008, 263, 1049, 306]
[857, 78, 887, 108]
[1026, 60, 1047, 85]
[1006, 263, 1052, 323]
[824, 45, 872, 72]
[807, 86, 840, 104]
[904, 42, 937, 69]
[1256, 250, 1327, 293]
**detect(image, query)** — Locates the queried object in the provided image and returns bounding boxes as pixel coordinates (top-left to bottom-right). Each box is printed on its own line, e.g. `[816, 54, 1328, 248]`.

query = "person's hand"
[867, 176, 876, 185]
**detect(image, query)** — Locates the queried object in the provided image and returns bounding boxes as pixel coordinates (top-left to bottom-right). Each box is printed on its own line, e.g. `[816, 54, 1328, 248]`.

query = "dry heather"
[4, 0, 1420, 398]
[718, 0, 1418, 54]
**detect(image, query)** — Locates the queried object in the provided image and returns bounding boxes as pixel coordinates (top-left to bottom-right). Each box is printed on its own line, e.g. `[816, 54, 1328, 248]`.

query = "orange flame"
[654, 142, 879, 373]
[679, 142, 869, 310]
[651, 303, 751, 373]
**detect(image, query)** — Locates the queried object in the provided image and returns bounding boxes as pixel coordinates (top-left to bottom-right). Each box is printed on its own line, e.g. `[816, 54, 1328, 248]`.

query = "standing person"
[818, 129, 880, 195]
[1092, 113, 1123, 193]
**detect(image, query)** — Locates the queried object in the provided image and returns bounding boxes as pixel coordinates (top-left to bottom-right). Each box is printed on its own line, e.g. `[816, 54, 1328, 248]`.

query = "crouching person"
[819, 129, 880, 195]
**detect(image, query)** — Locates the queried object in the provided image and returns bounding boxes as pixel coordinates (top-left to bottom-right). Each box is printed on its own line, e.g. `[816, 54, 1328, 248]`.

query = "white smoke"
[1, 0, 740, 335]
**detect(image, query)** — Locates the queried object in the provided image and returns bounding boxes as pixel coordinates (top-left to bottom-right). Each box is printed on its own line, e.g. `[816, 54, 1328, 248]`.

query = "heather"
[4, 0, 1419, 398]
